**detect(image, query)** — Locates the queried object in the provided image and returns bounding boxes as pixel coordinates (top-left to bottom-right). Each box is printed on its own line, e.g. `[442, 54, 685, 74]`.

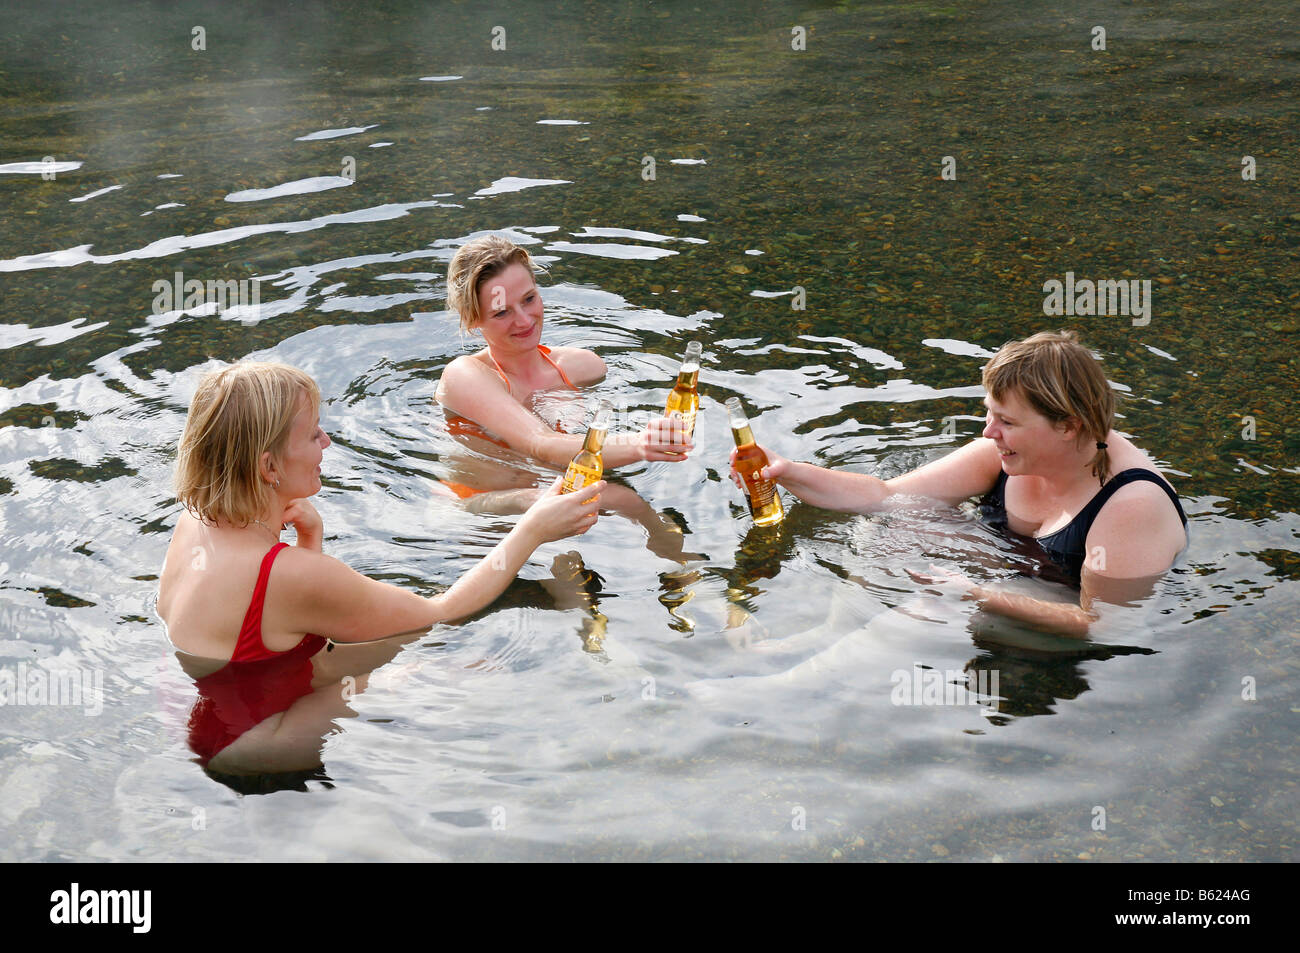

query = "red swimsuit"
[186, 542, 328, 767]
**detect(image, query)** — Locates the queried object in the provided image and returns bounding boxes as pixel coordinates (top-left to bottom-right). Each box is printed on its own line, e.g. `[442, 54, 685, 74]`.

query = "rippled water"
[1, 1, 1296, 861]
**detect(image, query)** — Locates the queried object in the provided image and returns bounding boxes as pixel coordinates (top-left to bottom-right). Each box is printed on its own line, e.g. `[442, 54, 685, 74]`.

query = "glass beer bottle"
[561, 400, 612, 499]
[726, 397, 784, 527]
[664, 341, 703, 442]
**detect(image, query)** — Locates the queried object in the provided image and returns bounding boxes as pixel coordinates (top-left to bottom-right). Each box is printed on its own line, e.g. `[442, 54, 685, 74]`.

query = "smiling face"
[982, 388, 1078, 476]
[475, 262, 543, 353]
[265, 391, 330, 500]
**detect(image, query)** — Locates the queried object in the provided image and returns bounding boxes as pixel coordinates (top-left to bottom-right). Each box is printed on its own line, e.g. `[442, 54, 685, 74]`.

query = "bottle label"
[744, 473, 777, 509]
[666, 408, 697, 438]
[562, 462, 602, 493]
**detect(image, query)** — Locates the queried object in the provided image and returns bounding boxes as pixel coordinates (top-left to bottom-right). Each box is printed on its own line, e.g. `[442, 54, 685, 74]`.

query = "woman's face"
[269, 392, 330, 500]
[475, 262, 543, 352]
[982, 389, 1076, 476]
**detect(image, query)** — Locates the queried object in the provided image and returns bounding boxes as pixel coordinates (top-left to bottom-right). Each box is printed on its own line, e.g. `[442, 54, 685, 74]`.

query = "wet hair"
[174, 362, 320, 525]
[982, 330, 1115, 484]
[445, 234, 544, 332]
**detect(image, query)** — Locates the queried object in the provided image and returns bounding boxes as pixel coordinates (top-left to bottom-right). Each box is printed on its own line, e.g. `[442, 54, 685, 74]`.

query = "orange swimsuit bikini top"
[488, 344, 578, 394]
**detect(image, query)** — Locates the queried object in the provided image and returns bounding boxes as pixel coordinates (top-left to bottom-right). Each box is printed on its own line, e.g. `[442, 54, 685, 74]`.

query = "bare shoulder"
[262, 545, 366, 635]
[1105, 473, 1183, 520]
[439, 351, 498, 384]
[436, 351, 506, 403]
[548, 346, 606, 384]
[268, 543, 351, 591]
[1085, 474, 1186, 576]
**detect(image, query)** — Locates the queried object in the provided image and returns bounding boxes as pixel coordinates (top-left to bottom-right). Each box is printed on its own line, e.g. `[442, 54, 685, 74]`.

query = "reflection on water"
[1, 0, 1296, 860]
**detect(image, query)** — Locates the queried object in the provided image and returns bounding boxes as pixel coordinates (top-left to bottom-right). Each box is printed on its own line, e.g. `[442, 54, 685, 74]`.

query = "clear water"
[1, 0, 1296, 861]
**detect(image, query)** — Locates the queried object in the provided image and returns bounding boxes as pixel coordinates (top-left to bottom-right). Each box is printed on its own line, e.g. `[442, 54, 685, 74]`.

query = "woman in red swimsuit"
[158, 361, 603, 776]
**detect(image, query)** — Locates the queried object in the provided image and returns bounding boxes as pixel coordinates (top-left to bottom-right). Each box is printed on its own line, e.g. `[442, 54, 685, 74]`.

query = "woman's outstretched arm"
[732, 438, 1003, 513]
[269, 478, 606, 642]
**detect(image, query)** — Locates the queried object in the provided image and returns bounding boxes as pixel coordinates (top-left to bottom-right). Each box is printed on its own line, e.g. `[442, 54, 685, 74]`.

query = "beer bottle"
[726, 397, 784, 527]
[561, 399, 612, 499]
[664, 341, 703, 441]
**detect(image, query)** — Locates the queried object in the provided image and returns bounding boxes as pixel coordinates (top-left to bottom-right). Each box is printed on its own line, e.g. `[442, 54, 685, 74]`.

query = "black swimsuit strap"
[990, 469, 1008, 501]
[1044, 468, 1188, 544]
[979, 470, 1009, 517]
[979, 467, 1186, 588]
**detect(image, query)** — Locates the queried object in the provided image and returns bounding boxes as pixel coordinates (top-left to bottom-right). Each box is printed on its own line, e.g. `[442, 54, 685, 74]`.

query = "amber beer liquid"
[561, 400, 612, 500]
[726, 397, 784, 527]
[664, 341, 703, 445]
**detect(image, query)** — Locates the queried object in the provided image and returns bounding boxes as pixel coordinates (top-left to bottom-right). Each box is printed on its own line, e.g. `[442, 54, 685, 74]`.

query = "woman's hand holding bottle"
[519, 476, 606, 544]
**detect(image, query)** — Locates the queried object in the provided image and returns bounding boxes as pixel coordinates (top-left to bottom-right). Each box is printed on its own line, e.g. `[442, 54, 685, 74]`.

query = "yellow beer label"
[666, 408, 697, 438]
[744, 473, 776, 509]
[562, 462, 602, 493]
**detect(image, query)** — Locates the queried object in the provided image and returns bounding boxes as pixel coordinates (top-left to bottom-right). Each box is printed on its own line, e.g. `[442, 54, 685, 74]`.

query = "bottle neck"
[583, 426, 608, 454]
[675, 364, 699, 390]
[731, 422, 756, 447]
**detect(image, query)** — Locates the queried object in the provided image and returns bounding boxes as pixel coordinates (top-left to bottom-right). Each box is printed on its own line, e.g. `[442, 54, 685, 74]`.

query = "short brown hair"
[982, 330, 1116, 484]
[446, 234, 542, 331]
[174, 362, 320, 524]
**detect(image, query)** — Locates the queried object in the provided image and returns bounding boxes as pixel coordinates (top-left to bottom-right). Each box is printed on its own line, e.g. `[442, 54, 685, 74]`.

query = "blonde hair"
[982, 330, 1116, 484]
[174, 362, 320, 525]
[446, 234, 543, 331]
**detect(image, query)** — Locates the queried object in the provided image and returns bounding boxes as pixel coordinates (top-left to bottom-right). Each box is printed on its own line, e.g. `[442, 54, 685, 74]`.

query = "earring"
[274, 479, 280, 490]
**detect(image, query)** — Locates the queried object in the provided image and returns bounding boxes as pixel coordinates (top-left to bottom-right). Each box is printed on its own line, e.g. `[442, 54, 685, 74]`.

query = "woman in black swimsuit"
[730, 330, 1187, 638]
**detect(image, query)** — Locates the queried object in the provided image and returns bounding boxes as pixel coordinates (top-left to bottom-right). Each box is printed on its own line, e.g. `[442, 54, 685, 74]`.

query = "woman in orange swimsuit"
[433, 234, 702, 566]
[436, 234, 692, 468]
[158, 361, 603, 776]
